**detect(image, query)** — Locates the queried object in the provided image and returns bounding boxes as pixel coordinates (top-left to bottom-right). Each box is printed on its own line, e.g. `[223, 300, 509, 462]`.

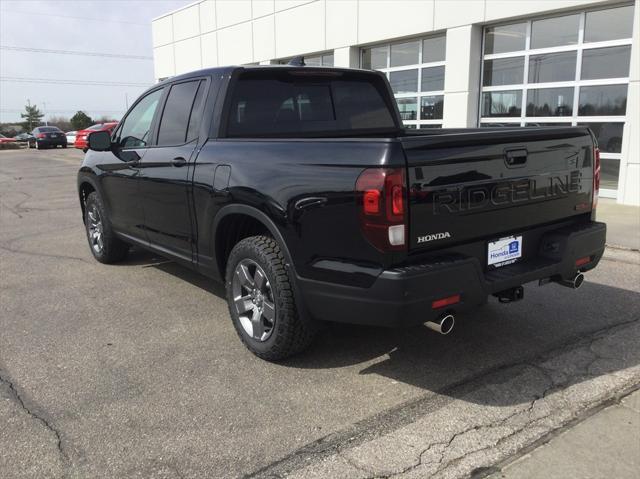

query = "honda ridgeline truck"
[78, 65, 606, 360]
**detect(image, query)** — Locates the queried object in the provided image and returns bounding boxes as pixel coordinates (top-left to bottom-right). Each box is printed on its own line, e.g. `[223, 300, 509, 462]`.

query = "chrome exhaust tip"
[425, 313, 455, 335]
[556, 272, 585, 289]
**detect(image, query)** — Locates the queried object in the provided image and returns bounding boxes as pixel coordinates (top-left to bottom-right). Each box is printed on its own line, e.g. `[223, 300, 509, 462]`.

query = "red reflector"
[363, 189, 381, 215]
[575, 256, 591, 267]
[432, 294, 461, 309]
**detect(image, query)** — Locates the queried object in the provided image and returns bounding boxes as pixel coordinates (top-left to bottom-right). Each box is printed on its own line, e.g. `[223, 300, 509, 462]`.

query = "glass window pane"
[390, 41, 419, 67]
[599, 157, 620, 189]
[480, 123, 522, 128]
[405, 124, 418, 129]
[585, 6, 635, 43]
[322, 53, 334, 66]
[420, 95, 444, 120]
[305, 55, 322, 66]
[421, 66, 445, 92]
[578, 122, 624, 153]
[397, 97, 418, 121]
[423, 35, 446, 63]
[525, 122, 573, 127]
[578, 85, 627, 116]
[481, 91, 522, 117]
[528, 52, 576, 83]
[158, 81, 200, 146]
[118, 88, 163, 148]
[418, 124, 442, 129]
[389, 69, 418, 93]
[526, 87, 574, 116]
[531, 14, 580, 49]
[362, 46, 387, 70]
[581, 46, 631, 80]
[483, 57, 524, 86]
[484, 23, 526, 54]
[186, 81, 206, 142]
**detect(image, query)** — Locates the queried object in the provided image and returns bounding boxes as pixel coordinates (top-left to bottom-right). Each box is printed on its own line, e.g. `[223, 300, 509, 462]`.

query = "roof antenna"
[288, 56, 305, 66]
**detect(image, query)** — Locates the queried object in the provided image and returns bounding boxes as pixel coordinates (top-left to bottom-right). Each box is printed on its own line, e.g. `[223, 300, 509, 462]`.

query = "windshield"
[226, 70, 399, 138]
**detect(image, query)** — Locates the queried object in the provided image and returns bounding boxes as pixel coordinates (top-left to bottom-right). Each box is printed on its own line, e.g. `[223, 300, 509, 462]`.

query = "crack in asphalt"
[356, 320, 640, 479]
[0, 369, 68, 468]
[245, 316, 640, 479]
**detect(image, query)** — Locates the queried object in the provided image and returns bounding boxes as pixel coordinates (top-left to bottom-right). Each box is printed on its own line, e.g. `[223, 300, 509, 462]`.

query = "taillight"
[356, 168, 406, 251]
[593, 147, 600, 209]
[37, 133, 45, 138]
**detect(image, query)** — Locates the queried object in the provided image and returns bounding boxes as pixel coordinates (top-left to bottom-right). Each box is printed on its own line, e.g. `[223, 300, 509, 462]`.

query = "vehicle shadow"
[284, 280, 640, 406]
[128, 249, 639, 406]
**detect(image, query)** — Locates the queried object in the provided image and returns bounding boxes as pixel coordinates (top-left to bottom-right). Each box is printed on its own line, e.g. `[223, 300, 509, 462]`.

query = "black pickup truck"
[78, 65, 606, 360]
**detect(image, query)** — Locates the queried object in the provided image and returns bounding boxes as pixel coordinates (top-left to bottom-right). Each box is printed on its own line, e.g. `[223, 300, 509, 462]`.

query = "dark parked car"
[77, 65, 606, 360]
[29, 126, 67, 149]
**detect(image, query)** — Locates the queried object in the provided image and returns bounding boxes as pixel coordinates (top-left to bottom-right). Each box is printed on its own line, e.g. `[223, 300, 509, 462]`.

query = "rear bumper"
[298, 221, 606, 327]
[36, 139, 67, 146]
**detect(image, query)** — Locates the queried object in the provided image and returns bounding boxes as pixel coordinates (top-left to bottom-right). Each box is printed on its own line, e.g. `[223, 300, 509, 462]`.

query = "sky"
[0, 0, 192, 124]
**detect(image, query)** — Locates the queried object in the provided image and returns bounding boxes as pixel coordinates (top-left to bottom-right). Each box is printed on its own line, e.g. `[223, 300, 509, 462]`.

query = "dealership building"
[152, 0, 640, 205]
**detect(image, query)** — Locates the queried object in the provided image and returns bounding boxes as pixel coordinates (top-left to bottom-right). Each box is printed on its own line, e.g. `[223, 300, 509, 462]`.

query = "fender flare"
[76, 171, 102, 220]
[212, 204, 295, 272]
[212, 204, 314, 325]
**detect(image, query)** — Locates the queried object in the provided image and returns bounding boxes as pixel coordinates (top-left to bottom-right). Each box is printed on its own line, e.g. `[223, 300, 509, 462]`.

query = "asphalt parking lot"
[1, 147, 639, 478]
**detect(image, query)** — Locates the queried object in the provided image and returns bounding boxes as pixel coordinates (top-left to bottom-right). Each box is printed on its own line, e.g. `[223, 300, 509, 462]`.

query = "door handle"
[171, 157, 187, 167]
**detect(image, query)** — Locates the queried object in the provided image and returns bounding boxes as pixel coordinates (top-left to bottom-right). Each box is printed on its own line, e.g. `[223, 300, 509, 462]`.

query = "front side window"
[117, 88, 163, 148]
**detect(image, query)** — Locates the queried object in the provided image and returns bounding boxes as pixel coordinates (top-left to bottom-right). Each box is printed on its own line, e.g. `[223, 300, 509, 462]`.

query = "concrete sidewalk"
[488, 201, 640, 479]
[490, 389, 640, 479]
[598, 199, 640, 250]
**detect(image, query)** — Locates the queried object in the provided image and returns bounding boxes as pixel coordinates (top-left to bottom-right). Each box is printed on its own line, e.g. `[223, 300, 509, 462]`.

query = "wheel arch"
[77, 173, 100, 224]
[212, 204, 295, 281]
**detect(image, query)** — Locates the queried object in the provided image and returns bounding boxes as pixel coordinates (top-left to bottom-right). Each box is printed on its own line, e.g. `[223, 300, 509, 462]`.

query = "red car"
[74, 122, 118, 151]
[0, 133, 17, 144]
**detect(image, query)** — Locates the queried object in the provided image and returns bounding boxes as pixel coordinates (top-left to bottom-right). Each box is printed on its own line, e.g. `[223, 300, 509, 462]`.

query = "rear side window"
[226, 70, 398, 137]
[157, 80, 203, 146]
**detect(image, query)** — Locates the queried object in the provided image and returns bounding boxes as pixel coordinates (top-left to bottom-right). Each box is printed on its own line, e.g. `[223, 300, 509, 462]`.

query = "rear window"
[226, 70, 398, 137]
[38, 127, 61, 133]
[88, 124, 106, 130]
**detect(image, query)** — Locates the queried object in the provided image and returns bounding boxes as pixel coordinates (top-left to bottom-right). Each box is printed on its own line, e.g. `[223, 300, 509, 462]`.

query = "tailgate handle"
[505, 149, 528, 167]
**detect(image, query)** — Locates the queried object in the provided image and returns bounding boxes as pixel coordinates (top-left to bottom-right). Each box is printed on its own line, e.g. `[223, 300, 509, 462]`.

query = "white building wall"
[152, 0, 639, 205]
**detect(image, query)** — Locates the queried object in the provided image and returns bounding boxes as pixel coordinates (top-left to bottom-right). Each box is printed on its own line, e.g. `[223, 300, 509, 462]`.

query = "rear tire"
[84, 192, 128, 263]
[225, 236, 315, 360]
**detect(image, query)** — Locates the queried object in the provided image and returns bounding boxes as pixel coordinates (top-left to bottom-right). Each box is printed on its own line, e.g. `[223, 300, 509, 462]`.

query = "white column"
[617, 0, 640, 205]
[442, 25, 483, 128]
[333, 46, 360, 69]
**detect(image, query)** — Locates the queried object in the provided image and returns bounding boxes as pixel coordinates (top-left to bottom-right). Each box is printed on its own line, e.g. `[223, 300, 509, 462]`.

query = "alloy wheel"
[87, 205, 104, 254]
[232, 259, 276, 342]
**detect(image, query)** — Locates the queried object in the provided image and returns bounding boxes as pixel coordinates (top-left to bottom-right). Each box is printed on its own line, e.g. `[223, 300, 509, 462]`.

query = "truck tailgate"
[402, 127, 595, 252]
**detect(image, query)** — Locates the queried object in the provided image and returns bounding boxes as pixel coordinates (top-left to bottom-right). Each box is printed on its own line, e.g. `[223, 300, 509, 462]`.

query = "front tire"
[225, 236, 315, 360]
[84, 192, 128, 263]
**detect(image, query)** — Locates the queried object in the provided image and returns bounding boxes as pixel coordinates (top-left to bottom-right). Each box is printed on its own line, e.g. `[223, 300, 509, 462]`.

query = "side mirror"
[88, 130, 112, 151]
